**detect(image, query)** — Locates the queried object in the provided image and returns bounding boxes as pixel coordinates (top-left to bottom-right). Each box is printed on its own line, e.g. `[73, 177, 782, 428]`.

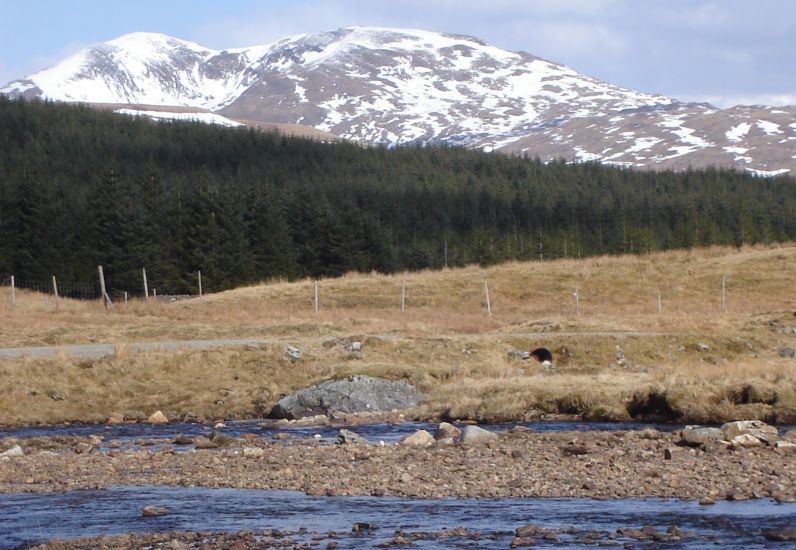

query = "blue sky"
[1, 0, 794, 107]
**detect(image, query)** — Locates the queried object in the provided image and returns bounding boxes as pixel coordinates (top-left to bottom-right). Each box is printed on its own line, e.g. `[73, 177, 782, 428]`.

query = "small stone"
[763, 530, 796, 542]
[147, 411, 169, 424]
[106, 412, 126, 424]
[778, 348, 795, 358]
[337, 429, 370, 445]
[664, 447, 682, 460]
[142, 505, 169, 517]
[399, 430, 435, 446]
[286, 345, 303, 361]
[173, 434, 194, 445]
[730, 434, 763, 447]
[434, 422, 462, 441]
[348, 341, 362, 352]
[243, 446, 264, 458]
[208, 432, 236, 447]
[698, 497, 715, 505]
[0, 445, 24, 458]
[74, 443, 93, 454]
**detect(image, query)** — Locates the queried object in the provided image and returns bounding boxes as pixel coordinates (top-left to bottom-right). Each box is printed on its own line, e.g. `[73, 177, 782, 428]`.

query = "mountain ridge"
[3, 27, 794, 175]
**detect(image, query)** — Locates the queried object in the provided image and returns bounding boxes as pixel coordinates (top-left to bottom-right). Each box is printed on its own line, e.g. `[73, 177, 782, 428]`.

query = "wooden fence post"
[52, 275, 59, 310]
[574, 287, 580, 317]
[11, 275, 16, 308]
[124, 291, 128, 305]
[720, 275, 726, 313]
[657, 293, 662, 315]
[142, 268, 149, 299]
[314, 281, 319, 313]
[198, 270, 203, 297]
[484, 281, 492, 316]
[401, 281, 406, 312]
[98, 265, 112, 308]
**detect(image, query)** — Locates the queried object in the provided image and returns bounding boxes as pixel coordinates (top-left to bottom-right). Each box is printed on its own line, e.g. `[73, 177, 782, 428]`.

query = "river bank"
[2, 425, 794, 502]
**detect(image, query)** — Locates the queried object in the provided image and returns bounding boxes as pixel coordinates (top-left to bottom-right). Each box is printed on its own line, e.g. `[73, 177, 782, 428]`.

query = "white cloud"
[681, 93, 796, 109]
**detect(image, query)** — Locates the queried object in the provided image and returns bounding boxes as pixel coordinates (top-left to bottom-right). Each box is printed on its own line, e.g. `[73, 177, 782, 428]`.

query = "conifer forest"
[2, 97, 795, 295]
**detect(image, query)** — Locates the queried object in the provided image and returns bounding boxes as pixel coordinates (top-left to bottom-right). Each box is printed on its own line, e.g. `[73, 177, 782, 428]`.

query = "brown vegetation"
[1, 244, 795, 425]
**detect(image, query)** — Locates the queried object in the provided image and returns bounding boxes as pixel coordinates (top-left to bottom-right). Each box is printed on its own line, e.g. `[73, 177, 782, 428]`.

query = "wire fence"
[1, 263, 789, 318]
[0, 275, 101, 300]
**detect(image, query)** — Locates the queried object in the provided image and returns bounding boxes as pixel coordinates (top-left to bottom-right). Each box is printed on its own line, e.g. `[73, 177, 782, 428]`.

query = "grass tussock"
[1, 243, 796, 425]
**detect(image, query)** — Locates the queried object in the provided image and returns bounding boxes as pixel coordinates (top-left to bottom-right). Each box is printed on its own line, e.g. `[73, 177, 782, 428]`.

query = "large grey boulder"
[269, 375, 420, 420]
[456, 425, 498, 446]
[721, 420, 778, 445]
[681, 426, 724, 446]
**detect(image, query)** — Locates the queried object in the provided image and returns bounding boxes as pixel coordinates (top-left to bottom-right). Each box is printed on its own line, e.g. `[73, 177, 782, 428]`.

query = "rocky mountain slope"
[3, 28, 794, 175]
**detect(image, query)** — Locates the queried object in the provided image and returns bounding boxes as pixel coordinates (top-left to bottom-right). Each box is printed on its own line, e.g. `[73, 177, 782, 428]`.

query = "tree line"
[1, 97, 795, 294]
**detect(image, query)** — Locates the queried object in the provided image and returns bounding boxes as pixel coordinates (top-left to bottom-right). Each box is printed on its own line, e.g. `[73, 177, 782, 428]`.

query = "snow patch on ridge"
[114, 109, 242, 127]
[726, 122, 752, 142]
[756, 120, 783, 135]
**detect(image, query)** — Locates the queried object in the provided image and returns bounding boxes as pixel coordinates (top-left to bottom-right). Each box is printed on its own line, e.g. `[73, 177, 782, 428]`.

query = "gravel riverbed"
[2, 427, 794, 502]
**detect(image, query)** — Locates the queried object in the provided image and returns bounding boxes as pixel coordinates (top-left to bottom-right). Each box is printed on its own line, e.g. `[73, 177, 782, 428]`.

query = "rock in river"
[269, 375, 420, 420]
[337, 429, 370, 445]
[456, 425, 498, 446]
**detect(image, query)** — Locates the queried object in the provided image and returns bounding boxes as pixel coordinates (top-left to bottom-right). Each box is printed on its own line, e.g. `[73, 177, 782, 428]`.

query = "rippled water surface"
[1, 486, 793, 549]
[0, 419, 685, 446]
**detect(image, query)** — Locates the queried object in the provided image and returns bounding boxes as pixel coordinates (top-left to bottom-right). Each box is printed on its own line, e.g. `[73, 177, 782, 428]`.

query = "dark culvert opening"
[626, 390, 683, 422]
[530, 348, 553, 363]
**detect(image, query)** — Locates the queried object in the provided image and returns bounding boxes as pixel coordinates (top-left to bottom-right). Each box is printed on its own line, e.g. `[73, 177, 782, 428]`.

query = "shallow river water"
[0, 419, 684, 446]
[1, 486, 794, 549]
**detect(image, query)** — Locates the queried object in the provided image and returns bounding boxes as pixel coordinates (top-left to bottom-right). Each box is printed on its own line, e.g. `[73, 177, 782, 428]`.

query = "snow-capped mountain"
[3, 28, 794, 175]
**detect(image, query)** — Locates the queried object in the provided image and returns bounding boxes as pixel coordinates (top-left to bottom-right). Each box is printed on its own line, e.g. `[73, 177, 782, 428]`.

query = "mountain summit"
[3, 27, 794, 175]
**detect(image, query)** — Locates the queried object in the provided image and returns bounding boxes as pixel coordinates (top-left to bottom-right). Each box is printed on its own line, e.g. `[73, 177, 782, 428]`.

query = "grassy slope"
[1, 244, 795, 425]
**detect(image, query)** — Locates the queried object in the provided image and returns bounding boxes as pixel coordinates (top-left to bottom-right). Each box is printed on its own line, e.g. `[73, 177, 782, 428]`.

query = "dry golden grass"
[1, 243, 795, 425]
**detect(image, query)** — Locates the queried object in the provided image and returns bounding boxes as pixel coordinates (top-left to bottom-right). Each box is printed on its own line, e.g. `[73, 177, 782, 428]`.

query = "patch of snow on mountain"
[294, 83, 308, 103]
[625, 137, 663, 154]
[115, 109, 242, 127]
[725, 122, 752, 142]
[745, 168, 790, 177]
[756, 120, 783, 135]
[573, 147, 602, 162]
